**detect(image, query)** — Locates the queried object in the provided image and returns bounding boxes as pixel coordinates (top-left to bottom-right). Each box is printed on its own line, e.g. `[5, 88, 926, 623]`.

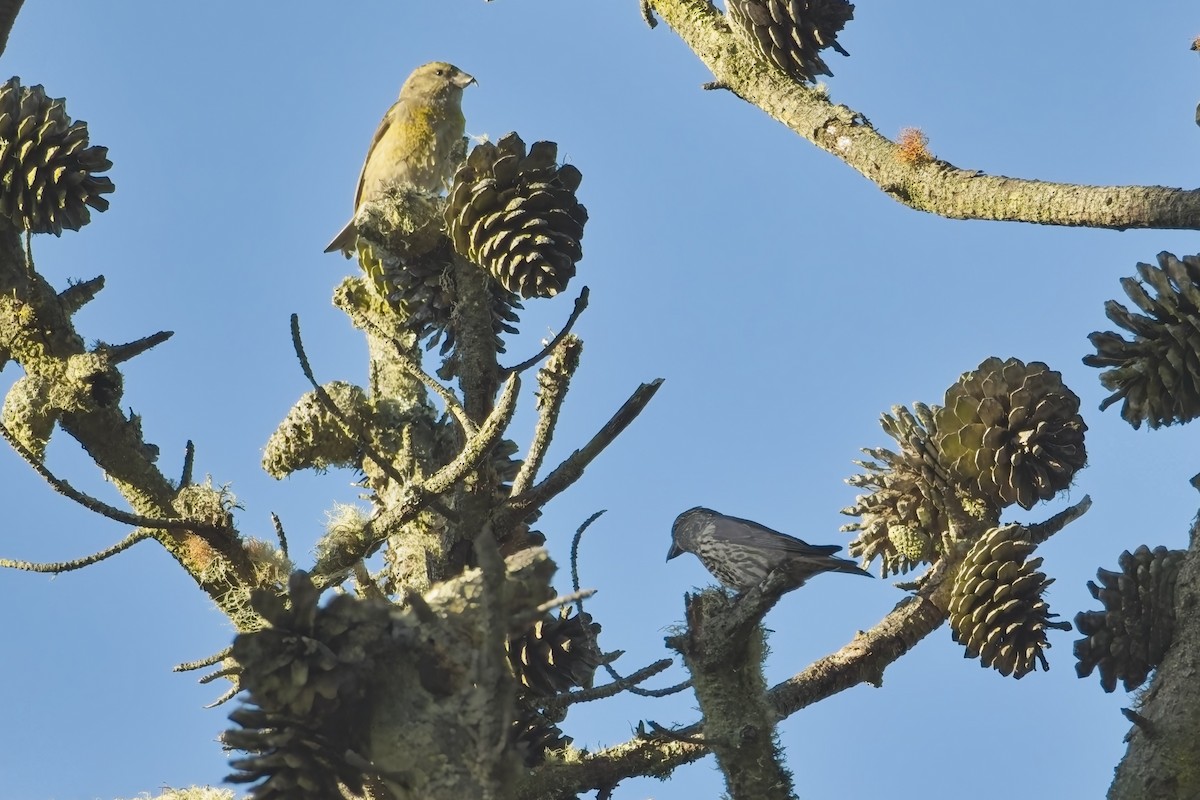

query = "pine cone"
[948, 524, 1071, 679]
[726, 0, 853, 83]
[506, 607, 601, 697]
[225, 707, 364, 800]
[358, 234, 523, 357]
[512, 708, 572, 767]
[0, 77, 114, 234]
[229, 572, 388, 798]
[842, 403, 953, 576]
[1083, 251, 1200, 429]
[935, 357, 1087, 511]
[235, 573, 359, 719]
[446, 132, 587, 299]
[1074, 545, 1185, 693]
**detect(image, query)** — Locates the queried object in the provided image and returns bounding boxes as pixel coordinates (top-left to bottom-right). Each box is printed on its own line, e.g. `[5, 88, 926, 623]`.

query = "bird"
[667, 507, 873, 593]
[324, 61, 476, 255]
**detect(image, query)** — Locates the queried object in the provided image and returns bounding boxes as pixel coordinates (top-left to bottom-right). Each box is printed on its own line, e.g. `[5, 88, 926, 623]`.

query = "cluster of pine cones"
[843, 356, 1088, 678]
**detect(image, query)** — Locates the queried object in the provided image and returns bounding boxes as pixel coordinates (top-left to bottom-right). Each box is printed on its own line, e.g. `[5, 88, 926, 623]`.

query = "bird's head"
[666, 506, 713, 561]
[402, 62, 477, 102]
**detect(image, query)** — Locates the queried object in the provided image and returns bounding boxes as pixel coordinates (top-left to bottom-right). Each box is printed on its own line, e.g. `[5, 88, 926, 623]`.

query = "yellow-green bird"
[324, 61, 476, 254]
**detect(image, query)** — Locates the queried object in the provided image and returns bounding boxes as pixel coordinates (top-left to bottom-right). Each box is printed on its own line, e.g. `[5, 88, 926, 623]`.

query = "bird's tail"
[323, 220, 356, 256]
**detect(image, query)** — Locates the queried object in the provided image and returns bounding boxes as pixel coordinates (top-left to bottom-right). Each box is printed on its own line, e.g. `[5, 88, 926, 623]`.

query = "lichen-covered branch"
[667, 577, 797, 800]
[0, 221, 258, 619]
[310, 374, 520, 585]
[645, 0, 1200, 231]
[0, 528, 155, 573]
[511, 334, 583, 496]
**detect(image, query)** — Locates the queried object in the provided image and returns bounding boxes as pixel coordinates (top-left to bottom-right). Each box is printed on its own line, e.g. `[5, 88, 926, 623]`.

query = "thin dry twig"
[0, 528, 155, 574]
[349, 309, 477, 436]
[543, 658, 675, 714]
[0, 421, 222, 533]
[174, 646, 233, 673]
[290, 314, 411, 487]
[502, 286, 589, 375]
[498, 379, 663, 529]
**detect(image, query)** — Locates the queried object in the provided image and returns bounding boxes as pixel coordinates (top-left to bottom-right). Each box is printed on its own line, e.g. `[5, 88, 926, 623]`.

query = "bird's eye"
[435, 68, 445, 76]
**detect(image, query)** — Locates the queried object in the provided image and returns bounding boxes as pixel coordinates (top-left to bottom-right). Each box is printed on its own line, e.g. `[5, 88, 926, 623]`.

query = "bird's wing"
[351, 99, 403, 210]
[712, 513, 842, 556]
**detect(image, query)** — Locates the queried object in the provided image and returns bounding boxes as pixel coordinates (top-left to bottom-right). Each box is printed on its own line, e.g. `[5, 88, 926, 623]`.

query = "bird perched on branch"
[324, 61, 476, 255]
[667, 507, 872, 593]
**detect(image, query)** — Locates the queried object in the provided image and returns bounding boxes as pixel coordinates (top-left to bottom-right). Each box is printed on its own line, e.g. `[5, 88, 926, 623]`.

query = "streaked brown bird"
[667, 506, 872, 593]
[324, 61, 476, 255]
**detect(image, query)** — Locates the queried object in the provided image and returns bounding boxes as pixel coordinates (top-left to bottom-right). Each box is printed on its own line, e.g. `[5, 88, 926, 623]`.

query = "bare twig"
[570, 509, 607, 607]
[502, 286, 589, 375]
[199, 665, 239, 685]
[57, 276, 105, 315]
[1026, 495, 1092, 544]
[270, 512, 289, 558]
[174, 646, 233, 673]
[350, 309, 477, 436]
[544, 658, 674, 714]
[424, 373, 520, 496]
[0, 528, 155, 574]
[180, 439, 195, 487]
[205, 684, 240, 709]
[498, 379, 663, 529]
[105, 331, 174, 365]
[0, 421, 222, 533]
[532, 588, 596, 618]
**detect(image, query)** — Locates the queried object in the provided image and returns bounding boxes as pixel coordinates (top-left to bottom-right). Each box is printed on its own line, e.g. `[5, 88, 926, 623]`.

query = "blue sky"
[1, 3, 1198, 798]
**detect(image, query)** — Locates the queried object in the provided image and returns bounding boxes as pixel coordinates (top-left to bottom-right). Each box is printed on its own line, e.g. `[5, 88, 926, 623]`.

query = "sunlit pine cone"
[935, 357, 1087, 511]
[445, 132, 587, 299]
[842, 403, 953, 576]
[1074, 545, 1185, 693]
[948, 524, 1071, 679]
[725, 0, 853, 82]
[0, 77, 114, 234]
[506, 607, 601, 697]
[1084, 251, 1200, 429]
